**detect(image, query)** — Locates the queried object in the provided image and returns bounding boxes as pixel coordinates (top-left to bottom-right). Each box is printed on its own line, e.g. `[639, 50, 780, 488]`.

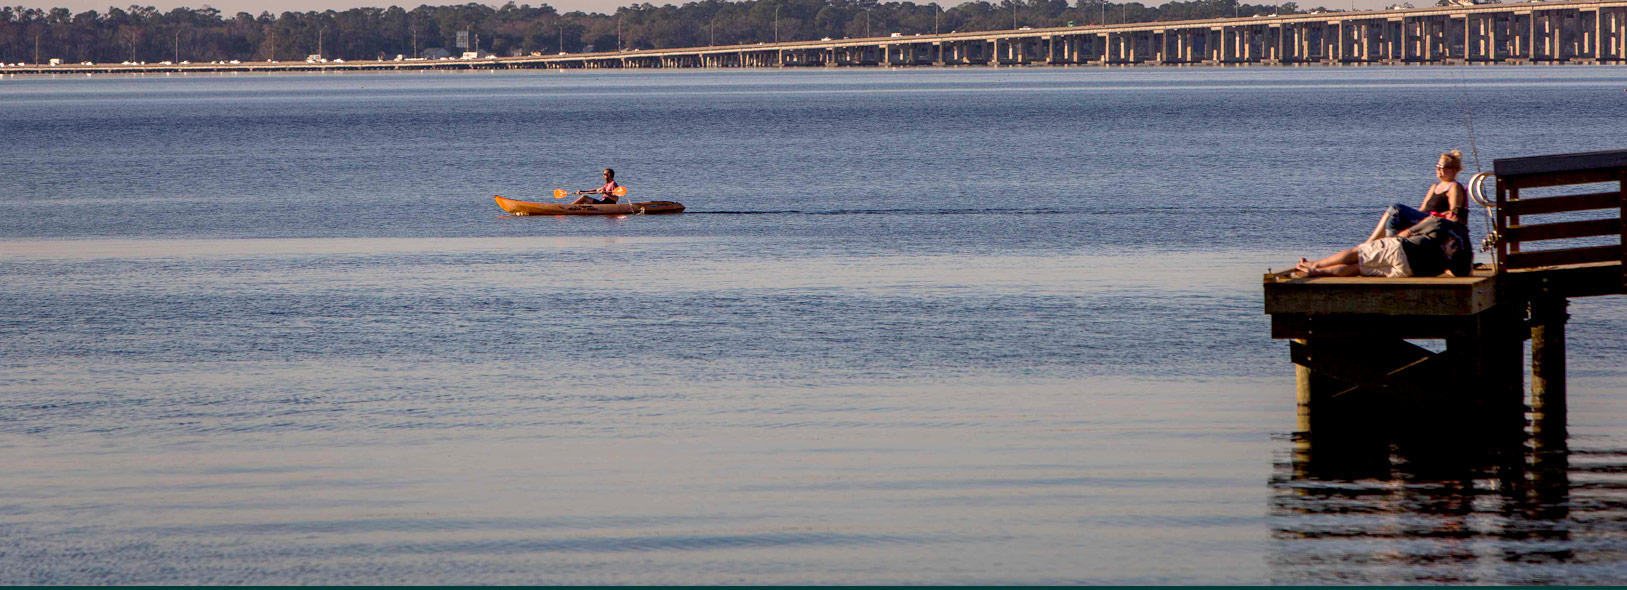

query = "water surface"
[2, 67, 1626, 584]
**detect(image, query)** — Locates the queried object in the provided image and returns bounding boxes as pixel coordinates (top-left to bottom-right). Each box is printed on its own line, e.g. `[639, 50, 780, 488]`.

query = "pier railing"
[1492, 150, 1627, 285]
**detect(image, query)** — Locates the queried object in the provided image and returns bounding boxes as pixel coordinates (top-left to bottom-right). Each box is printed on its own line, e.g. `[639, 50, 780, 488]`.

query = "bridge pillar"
[1607, 9, 1616, 61]
[1424, 17, 1435, 61]
[1618, 8, 1625, 61]
[1284, 25, 1295, 62]
[1542, 11, 1551, 61]
[1416, 17, 1426, 61]
[1506, 14, 1516, 60]
[1265, 25, 1278, 62]
[1526, 11, 1536, 60]
[1363, 21, 1373, 61]
[1470, 15, 1483, 60]
[1302, 24, 1313, 62]
[1541, 12, 1552, 60]
[1617, 8, 1625, 61]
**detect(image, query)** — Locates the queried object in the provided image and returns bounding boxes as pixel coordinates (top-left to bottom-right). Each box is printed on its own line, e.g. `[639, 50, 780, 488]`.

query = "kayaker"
[573, 168, 621, 205]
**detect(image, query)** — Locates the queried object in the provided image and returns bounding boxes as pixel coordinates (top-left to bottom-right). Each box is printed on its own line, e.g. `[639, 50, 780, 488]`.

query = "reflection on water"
[1269, 395, 1627, 584]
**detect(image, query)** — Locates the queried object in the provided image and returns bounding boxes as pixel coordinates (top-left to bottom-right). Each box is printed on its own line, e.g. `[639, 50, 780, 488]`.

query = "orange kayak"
[494, 195, 685, 216]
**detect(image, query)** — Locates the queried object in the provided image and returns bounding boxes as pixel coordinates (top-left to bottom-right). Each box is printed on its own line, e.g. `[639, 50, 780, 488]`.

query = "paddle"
[553, 186, 629, 199]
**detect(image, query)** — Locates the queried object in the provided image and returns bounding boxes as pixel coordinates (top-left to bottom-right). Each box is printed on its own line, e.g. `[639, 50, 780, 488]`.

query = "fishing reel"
[1468, 171, 1501, 264]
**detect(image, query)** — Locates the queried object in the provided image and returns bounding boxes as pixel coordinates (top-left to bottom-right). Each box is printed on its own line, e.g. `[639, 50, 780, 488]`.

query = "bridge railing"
[1492, 150, 1627, 285]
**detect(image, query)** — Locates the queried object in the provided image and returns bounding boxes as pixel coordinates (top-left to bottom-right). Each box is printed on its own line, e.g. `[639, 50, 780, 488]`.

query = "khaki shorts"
[1357, 237, 1411, 278]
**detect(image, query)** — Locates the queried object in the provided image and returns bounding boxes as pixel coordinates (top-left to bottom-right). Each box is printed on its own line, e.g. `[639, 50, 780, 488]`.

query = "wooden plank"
[1497, 184, 1510, 267]
[1503, 261, 1627, 299]
[1501, 191, 1621, 216]
[1263, 273, 1496, 316]
[1498, 169, 1622, 189]
[1504, 244, 1622, 269]
[1289, 339, 1440, 399]
[1493, 149, 1627, 178]
[1505, 218, 1622, 242]
[1271, 313, 1485, 340]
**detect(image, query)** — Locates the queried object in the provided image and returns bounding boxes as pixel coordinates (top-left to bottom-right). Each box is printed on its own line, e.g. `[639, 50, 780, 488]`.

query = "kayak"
[494, 195, 685, 216]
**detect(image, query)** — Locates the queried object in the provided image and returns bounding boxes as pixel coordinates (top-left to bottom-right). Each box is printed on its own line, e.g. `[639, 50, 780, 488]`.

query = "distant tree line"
[2, 0, 1323, 64]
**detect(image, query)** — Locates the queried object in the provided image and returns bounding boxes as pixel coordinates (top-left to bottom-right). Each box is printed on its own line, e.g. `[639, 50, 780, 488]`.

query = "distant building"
[419, 47, 451, 59]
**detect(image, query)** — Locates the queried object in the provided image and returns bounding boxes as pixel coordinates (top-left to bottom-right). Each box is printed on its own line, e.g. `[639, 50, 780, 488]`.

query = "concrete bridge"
[5, 0, 1627, 76]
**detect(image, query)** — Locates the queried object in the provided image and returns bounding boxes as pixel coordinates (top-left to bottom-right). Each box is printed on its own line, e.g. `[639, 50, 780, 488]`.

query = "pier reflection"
[1268, 403, 1627, 584]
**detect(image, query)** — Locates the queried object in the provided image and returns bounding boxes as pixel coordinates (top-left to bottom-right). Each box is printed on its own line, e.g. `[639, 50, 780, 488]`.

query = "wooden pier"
[1265, 149, 1626, 447]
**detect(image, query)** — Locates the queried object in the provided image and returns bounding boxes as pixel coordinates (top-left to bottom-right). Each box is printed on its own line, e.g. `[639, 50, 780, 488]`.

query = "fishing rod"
[1453, 66, 1499, 268]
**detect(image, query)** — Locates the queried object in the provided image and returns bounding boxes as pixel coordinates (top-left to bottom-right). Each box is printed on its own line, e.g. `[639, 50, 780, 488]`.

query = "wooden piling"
[1530, 296, 1570, 441]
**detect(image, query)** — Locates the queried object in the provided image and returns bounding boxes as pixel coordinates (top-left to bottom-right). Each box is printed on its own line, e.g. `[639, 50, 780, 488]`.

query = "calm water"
[2, 67, 1626, 584]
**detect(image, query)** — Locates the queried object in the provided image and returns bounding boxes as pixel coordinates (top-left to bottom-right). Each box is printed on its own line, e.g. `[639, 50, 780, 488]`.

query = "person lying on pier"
[1363, 150, 1469, 243]
[573, 168, 621, 205]
[1295, 216, 1471, 278]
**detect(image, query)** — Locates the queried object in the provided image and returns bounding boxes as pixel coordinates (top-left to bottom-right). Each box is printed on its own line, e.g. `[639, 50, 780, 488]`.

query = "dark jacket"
[1400, 217, 1473, 277]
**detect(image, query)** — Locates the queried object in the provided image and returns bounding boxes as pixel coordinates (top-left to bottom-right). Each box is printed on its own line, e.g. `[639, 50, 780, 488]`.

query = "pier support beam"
[1530, 297, 1569, 441]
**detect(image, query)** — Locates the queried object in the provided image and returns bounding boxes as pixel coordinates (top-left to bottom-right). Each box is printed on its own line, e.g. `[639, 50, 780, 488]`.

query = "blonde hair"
[1439, 150, 1463, 170]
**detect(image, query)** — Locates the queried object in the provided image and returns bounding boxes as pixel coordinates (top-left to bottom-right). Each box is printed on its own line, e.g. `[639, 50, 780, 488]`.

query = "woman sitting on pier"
[1363, 150, 1469, 243]
[1295, 215, 1471, 278]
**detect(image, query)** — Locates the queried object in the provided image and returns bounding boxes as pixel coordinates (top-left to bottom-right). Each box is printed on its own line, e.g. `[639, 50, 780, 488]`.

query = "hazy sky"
[21, 0, 1398, 18]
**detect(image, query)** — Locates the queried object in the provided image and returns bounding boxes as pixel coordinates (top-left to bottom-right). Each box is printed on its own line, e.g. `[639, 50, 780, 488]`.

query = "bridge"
[3, 0, 1626, 76]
